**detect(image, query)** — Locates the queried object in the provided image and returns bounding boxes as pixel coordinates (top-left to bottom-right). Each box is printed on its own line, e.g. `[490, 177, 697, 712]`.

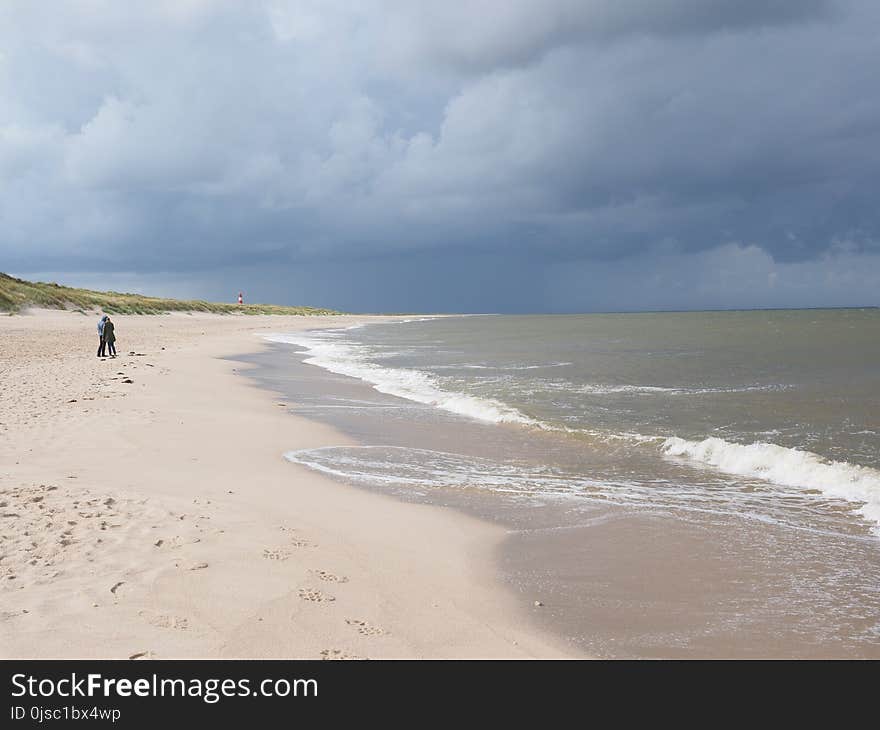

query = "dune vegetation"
[0, 273, 340, 316]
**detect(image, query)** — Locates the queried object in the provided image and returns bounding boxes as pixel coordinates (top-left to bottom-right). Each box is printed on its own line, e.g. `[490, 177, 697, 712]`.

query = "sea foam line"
[284, 446, 874, 538]
[263, 331, 539, 426]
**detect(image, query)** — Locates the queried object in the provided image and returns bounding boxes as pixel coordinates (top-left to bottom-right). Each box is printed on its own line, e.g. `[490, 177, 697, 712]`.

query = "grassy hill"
[0, 273, 340, 316]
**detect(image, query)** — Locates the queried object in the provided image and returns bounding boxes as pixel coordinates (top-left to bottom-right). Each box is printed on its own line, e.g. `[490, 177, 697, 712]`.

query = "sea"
[248, 309, 880, 657]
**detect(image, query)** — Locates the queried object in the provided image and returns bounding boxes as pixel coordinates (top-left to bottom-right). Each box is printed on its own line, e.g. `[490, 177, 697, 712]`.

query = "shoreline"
[0, 309, 573, 659]
[243, 319, 880, 659]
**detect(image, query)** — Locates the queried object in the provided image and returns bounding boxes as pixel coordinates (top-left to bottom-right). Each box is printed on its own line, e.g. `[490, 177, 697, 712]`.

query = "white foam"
[539, 381, 788, 396]
[285, 446, 647, 501]
[284, 446, 869, 537]
[432, 362, 573, 371]
[662, 436, 880, 532]
[263, 331, 538, 426]
[576, 383, 679, 395]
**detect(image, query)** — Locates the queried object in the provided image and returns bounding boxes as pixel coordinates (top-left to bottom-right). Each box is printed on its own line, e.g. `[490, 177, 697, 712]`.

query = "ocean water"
[256, 310, 880, 657]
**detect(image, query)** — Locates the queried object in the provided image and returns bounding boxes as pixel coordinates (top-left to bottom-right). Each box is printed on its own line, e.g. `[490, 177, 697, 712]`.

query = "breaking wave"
[263, 332, 538, 426]
[663, 437, 880, 532]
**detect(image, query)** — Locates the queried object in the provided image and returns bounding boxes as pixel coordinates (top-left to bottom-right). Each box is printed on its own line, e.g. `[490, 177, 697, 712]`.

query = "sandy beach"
[0, 309, 571, 659]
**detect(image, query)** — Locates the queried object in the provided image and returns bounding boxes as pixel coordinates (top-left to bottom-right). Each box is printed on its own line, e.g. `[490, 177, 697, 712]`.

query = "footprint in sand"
[263, 548, 290, 561]
[320, 649, 365, 661]
[139, 611, 189, 630]
[278, 527, 314, 547]
[345, 619, 386, 636]
[310, 569, 348, 584]
[298, 588, 335, 603]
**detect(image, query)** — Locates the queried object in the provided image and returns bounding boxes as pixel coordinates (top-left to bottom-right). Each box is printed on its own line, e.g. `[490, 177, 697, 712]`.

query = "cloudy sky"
[3, 0, 879, 312]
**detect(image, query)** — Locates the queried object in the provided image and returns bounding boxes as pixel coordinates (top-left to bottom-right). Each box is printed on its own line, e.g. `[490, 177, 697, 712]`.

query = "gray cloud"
[2, 1, 879, 310]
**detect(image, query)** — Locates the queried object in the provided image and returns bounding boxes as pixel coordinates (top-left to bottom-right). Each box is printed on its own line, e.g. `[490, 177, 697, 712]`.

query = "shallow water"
[248, 310, 880, 657]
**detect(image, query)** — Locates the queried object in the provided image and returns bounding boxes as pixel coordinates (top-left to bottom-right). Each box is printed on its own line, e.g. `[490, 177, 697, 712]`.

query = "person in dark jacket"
[103, 317, 117, 357]
[97, 314, 108, 357]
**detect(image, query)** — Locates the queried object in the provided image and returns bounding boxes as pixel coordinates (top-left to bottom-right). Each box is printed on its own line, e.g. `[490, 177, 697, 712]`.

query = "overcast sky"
[3, 1, 879, 312]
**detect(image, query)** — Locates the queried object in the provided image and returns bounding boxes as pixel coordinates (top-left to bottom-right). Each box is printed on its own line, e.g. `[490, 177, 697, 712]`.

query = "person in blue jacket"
[97, 314, 108, 357]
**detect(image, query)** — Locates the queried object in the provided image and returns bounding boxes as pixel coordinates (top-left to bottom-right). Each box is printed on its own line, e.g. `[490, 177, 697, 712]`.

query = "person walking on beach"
[103, 316, 117, 358]
[97, 314, 108, 357]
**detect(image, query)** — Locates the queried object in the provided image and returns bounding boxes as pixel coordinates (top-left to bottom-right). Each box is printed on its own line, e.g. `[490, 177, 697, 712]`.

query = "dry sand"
[0, 309, 571, 659]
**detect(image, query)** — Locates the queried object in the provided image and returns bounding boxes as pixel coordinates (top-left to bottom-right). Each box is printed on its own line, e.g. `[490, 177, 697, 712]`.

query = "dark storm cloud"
[2, 0, 879, 310]
[373, 1, 837, 74]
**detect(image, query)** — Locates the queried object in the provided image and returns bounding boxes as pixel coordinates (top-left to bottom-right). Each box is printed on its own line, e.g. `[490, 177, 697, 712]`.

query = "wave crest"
[263, 332, 537, 426]
[662, 436, 880, 532]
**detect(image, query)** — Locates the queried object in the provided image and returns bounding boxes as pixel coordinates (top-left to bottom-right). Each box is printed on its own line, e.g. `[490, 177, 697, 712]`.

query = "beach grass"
[0, 272, 340, 316]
